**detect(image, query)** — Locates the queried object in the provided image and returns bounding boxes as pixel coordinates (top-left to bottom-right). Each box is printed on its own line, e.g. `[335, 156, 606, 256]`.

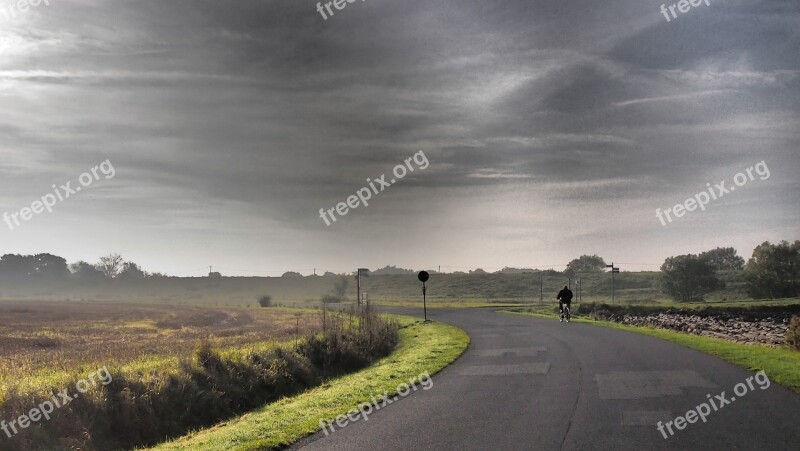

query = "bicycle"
[560, 303, 571, 322]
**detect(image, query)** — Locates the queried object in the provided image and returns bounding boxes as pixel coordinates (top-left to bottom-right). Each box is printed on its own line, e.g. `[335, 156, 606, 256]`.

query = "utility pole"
[356, 269, 361, 306]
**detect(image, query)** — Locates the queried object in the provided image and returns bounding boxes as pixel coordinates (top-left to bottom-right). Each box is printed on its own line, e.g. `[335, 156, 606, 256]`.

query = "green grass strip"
[147, 317, 469, 450]
[501, 310, 800, 395]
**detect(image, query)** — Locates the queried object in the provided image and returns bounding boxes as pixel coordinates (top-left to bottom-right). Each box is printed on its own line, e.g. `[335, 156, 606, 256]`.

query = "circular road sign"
[418, 271, 430, 282]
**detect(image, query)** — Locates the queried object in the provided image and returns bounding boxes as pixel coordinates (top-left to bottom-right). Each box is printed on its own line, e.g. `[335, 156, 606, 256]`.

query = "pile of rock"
[613, 311, 790, 346]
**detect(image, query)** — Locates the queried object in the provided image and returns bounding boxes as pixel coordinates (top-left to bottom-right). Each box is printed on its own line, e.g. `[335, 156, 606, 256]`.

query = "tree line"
[0, 253, 162, 280]
[660, 242, 799, 301]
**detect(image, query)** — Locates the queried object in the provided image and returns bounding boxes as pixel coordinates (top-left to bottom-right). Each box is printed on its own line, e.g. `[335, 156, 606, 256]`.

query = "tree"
[97, 254, 123, 278]
[660, 254, 723, 302]
[469, 268, 487, 274]
[744, 240, 800, 299]
[31, 253, 69, 278]
[333, 277, 349, 299]
[281, 271, 303, 278]
[371, 265, 415, 275]
[699, 247, 745, 271]
[118, 261, 146, 279]
[70, 261, 105, 279]
[566, 255, 607, 272]
[0, 254, 34, 278]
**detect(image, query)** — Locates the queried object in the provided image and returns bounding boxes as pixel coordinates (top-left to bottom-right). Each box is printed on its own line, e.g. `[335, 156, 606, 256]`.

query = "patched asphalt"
[291, 308, 800, 450]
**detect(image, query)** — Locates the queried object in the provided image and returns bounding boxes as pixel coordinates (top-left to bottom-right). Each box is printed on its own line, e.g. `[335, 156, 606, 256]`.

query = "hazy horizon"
[1, 0, 798, 277]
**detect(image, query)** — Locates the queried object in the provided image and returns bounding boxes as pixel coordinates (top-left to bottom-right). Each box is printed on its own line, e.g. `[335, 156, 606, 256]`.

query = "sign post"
[606, 263, 620, 303]
[356, 268, 369, 306]
[418, 271, 429, 321]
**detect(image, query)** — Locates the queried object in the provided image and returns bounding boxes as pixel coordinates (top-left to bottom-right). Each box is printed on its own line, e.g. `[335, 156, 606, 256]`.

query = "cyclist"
[556, 285, 573, 322]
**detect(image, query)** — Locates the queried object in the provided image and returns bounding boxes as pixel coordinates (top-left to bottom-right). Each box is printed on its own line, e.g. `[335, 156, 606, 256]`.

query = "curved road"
[292, 308, 800, 450]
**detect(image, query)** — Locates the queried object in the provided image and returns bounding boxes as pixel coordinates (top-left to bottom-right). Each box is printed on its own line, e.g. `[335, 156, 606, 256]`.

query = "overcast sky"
[0, 0, 797, 276]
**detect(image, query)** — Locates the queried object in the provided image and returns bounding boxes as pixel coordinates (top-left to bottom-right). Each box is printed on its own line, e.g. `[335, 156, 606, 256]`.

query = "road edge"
[147, 316, 470, 450]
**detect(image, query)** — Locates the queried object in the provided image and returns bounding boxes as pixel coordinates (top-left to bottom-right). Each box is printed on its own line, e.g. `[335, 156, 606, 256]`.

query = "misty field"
[0, 270, 755, 307]
[0, 300, 321, 399]
[0, 300, 403, 450]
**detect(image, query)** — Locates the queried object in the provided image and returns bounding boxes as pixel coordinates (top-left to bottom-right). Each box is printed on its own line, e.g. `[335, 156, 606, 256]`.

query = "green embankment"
[149, 317, 469, 450]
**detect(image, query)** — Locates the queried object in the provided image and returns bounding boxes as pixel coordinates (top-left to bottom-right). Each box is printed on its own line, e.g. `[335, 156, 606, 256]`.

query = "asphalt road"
[292, 308, 800, 450]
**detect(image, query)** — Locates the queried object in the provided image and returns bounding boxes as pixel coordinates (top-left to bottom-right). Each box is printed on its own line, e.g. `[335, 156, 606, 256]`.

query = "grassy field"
[0, 300, 321, 403]
[149, 317, 469, 450]
[0, 269, 754, 306]
[501, 310, 800, 395]
[0, 301, 410, 450]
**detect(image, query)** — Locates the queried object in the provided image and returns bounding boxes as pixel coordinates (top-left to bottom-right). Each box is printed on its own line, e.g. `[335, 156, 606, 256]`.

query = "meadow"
[0, 300, 401, 450]
[0, 300, 321, 399]
[0, 269, 753, 306]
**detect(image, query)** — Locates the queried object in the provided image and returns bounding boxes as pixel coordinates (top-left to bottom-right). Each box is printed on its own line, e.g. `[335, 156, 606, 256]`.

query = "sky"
[0, 0, 798, 276]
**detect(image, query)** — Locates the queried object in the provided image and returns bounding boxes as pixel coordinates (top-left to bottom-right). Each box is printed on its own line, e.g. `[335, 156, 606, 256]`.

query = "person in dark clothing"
[556, 285, 573, 321]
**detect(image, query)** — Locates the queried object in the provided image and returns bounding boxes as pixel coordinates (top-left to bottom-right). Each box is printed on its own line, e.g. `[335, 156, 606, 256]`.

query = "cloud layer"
[0, 0, 797, 275]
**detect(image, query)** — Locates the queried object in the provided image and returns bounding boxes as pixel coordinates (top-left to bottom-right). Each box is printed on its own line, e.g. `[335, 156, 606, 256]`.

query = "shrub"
[257, 295, 272, 307]
[321, 294, 341, 304]
[787, 316, 800, 350]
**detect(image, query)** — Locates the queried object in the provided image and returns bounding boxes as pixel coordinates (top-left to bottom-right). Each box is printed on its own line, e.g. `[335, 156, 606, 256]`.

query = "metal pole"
[357, 269, 361, 306]
[423, 282, 427, 321]
[612, 271, 615, 304]
[540, 274, 543, 302]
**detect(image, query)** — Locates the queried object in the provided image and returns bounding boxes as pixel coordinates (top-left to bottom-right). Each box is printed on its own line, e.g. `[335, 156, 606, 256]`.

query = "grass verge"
[147, 317, 469, 450]
[500, 309, 800, 395]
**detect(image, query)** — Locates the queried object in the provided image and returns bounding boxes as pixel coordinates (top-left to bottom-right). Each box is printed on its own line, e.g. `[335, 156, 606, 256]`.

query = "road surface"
[292, 308, 800, 450]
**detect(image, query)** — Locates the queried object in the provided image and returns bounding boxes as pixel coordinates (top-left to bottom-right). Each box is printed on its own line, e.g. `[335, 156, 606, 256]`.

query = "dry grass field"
[0, 300, 321, 398]
[0, 300, 402, 450]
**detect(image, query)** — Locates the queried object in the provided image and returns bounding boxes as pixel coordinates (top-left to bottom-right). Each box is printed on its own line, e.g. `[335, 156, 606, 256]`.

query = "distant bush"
[787, 316, 800, 351]
[258, 295, 272, 307]
[333, 277, 349, 299]
[320, 294, 342, 304]
[371, 265, 415, 275]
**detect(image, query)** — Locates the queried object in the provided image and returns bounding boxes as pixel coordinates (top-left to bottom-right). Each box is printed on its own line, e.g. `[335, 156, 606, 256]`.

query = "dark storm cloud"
[0, 0, 797, 273]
